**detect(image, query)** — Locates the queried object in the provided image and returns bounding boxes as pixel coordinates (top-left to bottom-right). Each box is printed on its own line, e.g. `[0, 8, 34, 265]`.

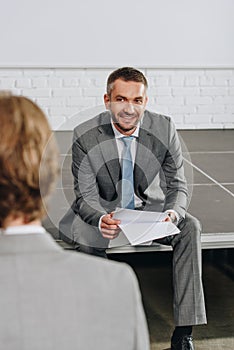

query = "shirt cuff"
[165, 209, 180, 225]
[98, 214, 106, 232]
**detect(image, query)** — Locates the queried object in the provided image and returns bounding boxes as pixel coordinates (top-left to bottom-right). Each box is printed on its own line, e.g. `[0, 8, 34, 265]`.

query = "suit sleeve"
[162, 118, 188, 219]
[72, 128, 106, 227]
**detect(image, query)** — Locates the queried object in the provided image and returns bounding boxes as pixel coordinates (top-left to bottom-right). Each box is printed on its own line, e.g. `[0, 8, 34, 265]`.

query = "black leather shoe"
[171, 335, 194, 350]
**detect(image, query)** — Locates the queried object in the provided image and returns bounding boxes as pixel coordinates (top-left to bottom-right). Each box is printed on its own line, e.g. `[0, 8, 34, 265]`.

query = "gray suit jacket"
[60, 110, 188, 248]
[0, 232, 150, 350]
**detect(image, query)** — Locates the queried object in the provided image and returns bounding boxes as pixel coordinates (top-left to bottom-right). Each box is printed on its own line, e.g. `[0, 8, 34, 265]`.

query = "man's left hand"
[164, 211, 176, 223]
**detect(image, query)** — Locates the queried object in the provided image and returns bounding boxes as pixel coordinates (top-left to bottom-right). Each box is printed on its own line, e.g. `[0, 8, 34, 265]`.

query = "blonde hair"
[0, 94, 59, 227]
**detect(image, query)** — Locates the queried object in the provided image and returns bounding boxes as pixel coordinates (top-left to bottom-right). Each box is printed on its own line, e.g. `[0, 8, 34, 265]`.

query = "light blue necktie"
[121, 136, 135, 209]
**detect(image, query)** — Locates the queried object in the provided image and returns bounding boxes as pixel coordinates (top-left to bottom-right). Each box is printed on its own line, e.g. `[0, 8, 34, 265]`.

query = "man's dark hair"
[106, 67, 148, 95]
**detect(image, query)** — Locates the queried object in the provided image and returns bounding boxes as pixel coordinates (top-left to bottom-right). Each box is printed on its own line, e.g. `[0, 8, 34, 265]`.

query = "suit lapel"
[134, 117, 154, 186]
[97, 123, 121, 187]
[134, 112, 154, 187]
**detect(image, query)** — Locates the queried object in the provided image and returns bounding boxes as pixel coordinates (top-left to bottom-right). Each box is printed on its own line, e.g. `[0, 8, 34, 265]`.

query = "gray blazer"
[60, 110, 188, 248]
[0, 232, 150, 350]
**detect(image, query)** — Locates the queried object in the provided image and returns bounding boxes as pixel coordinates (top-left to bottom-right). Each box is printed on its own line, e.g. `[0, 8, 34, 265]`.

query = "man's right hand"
[100, 213, 121, 239]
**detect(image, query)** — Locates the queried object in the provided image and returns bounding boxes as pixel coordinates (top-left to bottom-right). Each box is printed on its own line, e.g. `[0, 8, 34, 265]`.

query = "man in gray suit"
[0, 94, 150, 350]
[60, 67, 207, 349]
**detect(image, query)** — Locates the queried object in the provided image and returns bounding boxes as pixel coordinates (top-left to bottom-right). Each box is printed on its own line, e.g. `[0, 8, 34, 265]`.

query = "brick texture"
[0, 67, 233, 130]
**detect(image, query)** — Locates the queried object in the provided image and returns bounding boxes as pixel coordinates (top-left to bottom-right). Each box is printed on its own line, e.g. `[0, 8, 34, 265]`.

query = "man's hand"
[163, 211, 176, 223]
[100, 213, 121, 239]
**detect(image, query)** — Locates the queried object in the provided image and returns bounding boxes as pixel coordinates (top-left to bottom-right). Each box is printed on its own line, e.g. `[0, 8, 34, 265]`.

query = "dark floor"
[179, 130, 234, 237]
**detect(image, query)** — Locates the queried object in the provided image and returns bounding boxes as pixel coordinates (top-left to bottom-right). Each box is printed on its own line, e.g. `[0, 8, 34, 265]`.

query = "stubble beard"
[111, 112, 139, 133]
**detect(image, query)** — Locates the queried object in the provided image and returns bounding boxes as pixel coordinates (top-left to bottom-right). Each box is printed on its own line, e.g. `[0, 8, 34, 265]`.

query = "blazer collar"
[0, 232, 62, 255]
[134, 112, 154, 184]
[97, 116, 121, 186]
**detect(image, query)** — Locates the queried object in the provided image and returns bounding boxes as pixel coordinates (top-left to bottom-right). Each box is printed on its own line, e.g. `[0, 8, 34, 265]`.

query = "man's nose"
[123, 102, 135, 114]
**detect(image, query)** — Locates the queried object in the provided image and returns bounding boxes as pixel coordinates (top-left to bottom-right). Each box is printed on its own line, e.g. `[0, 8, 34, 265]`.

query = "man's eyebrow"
[115, 95, 126, 99]
[114, 95, 144, 99]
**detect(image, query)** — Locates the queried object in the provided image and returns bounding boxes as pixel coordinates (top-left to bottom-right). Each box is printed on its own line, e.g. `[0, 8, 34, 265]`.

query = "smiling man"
[60, 67, 207, 350]
[104, 77, 148, 134]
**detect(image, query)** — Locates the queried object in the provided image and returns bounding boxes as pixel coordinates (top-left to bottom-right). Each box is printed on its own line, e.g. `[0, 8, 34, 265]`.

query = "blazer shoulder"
[142, 110, 175, 142]
[73, 111, 110, 138]
[144, 110, 173, 127]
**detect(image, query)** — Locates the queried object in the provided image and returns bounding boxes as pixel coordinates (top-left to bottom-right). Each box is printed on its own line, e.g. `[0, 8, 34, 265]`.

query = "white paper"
[113, 208, 167, 224]
[111, 208, 180, 246]
[108, 230, 130, 248]
[119, 221, 180, 245]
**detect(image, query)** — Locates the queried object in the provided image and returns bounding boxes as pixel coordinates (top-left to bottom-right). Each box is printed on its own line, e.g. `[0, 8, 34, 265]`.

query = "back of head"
[0, 93, 59, 228]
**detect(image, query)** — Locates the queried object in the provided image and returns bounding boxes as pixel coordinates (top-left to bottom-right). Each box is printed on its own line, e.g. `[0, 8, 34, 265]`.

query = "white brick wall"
[0, 67, 233, 130]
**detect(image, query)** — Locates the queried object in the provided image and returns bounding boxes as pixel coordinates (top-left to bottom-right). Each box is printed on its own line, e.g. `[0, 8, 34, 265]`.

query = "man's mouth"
[119, 113, 137, 120]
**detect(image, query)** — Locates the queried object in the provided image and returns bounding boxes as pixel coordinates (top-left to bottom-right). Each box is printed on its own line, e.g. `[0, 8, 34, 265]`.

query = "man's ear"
[104, 94, 110, 110]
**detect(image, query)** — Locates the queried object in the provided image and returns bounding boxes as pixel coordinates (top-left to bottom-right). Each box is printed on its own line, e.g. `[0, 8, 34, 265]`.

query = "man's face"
[104, 79, 148, 135]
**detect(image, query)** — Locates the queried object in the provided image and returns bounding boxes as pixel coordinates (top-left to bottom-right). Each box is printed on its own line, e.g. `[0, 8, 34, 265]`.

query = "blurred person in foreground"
[0, 94, 150, 350]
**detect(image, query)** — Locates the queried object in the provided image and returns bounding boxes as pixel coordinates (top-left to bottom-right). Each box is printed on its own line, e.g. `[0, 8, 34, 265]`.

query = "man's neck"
[3, 216, 41, 228]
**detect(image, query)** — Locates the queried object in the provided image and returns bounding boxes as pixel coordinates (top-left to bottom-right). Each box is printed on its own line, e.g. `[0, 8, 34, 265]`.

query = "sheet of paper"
[119, 221, 180, 245]
[113, 208, 167, 223]
[112, 208, 180, 246]
[108, 230, 130, 248]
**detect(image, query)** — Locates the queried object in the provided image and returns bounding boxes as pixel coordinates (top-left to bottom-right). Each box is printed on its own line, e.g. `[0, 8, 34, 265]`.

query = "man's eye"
[116, 98, 124, 102]
[135, 99, 143, 104]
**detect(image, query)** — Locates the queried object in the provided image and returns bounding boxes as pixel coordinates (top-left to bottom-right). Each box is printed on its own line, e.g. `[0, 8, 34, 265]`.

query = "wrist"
[167, 212, 176, 223]
[165, 210, 179, 224]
